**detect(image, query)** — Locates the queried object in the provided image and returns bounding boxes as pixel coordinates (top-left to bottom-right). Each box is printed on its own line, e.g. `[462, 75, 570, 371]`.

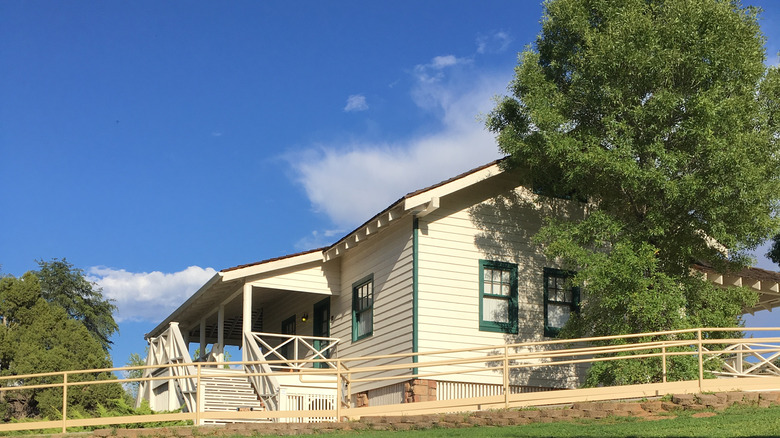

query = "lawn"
[278, 405, 780, 438]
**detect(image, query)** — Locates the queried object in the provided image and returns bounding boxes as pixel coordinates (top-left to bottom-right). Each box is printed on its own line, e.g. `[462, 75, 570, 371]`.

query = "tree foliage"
[769, 234, 780, 267]
[36, 259, 118, 351]
[487, 0, 779, 384]
[0, 265, 123, 420]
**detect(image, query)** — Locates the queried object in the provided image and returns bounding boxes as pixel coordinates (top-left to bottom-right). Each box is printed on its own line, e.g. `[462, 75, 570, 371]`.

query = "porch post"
[199, 318, 206, 361]
[242, 283, 253, 362]
[217, 304, 225, 362]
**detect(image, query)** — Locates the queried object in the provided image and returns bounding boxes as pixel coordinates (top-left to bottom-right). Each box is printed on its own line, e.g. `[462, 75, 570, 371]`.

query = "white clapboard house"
[138, 159, 780, 418]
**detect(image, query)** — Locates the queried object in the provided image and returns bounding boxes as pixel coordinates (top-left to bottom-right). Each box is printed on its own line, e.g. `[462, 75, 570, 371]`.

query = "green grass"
[274, 405, 780, 438]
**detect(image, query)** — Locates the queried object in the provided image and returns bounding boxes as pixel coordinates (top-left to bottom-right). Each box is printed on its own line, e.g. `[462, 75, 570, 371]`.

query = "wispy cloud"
[413, 55, 471, 83]
[476, 30, 512, 54]
[88, 266, 217, 323]
[344, 94, 369, 112]
[289, 55, 509, 229]
[294, 228, 346, 251]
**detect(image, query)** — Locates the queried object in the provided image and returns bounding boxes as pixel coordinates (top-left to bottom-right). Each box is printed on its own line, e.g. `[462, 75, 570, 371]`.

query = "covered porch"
[138, 250, 343, 421]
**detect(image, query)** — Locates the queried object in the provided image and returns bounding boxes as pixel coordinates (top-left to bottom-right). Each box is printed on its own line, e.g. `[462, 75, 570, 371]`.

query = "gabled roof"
[148, 158, 780, 338]
[147, 159, 508, 338]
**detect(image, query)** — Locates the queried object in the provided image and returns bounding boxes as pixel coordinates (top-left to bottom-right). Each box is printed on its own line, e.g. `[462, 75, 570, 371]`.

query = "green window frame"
[479, 260, 518, 334]
[543, 267, 580, 337]
[352, 274, 374, 342]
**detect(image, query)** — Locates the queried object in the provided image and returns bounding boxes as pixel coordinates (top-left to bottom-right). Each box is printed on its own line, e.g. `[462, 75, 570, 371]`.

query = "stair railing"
[243, 332, 281, 411]
[136, 322, 197, 412]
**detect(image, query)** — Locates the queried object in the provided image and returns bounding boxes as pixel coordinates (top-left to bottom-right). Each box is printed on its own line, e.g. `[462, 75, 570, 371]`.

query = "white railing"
[10, 327, 780, 433]
[249, 331, 340, 370]
[709, 342, 780, 377]
[137, 322, 197, 412]
[243, 332, 281, 412]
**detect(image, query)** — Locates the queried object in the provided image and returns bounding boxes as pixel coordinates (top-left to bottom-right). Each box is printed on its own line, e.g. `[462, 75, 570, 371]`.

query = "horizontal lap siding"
[263, 293, 331, 339]
[417, 184, 581, 388]
[250, 262, 338, 295]
[331, 216, 414, 393]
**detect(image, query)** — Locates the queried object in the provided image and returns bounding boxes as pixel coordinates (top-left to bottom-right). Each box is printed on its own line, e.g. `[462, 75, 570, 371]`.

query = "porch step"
[200, 369, 265, 413]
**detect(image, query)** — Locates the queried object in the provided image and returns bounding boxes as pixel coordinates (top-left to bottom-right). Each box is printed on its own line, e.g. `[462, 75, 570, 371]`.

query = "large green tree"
[36, 259, 118, 352]
[0, 268, 123, 420]
[487, 0, 780, 384]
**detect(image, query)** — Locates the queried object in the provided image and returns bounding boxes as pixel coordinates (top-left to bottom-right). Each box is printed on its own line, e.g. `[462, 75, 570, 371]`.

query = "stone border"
[35, 391, 780, 438]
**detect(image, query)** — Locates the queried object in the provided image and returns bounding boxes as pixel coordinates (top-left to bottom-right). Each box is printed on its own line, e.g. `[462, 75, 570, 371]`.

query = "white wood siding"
[417, 178, 587, 389]
[331, 216, 415, 393]
[248, 261, 339, 296]
[261, 292, 330, 339]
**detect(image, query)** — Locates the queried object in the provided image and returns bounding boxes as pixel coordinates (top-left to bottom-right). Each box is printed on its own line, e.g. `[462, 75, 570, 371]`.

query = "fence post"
[335, 360, 342, 422]
[61, 372, 68, 434]
[697, 329, 704, 392]
[736, 343, 744, 375]
[503, 345, 509, 409]
[662, 346, 667, 383]
[195, 363, 201, 426]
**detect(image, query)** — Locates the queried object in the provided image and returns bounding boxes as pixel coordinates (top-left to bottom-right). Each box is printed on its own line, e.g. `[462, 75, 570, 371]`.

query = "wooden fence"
[1, 327, 779, 433]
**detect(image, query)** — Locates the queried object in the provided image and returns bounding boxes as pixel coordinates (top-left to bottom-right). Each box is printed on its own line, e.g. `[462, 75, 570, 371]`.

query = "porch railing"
[708, 342, 780, 377]
[248, 331, 340, 370]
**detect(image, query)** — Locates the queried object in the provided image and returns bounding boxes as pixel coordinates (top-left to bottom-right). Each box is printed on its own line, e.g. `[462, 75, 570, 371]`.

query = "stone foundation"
[354, 391, 369, 408]
[404, 379, 437, 403]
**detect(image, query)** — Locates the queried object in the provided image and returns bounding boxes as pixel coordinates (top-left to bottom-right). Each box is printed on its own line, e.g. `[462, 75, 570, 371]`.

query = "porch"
[138, 252, 343, 423]
[139, 321, 341, 423]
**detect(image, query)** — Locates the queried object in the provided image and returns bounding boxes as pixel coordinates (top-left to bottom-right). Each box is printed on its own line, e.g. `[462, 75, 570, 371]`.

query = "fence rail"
[1, 327, 779, 433]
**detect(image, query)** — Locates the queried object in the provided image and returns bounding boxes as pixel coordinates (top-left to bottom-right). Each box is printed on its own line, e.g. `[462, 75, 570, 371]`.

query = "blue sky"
[2, 1, 779, 367]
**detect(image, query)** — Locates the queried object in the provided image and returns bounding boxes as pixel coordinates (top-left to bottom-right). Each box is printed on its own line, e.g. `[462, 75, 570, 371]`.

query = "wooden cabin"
[139, 160, 780, 417]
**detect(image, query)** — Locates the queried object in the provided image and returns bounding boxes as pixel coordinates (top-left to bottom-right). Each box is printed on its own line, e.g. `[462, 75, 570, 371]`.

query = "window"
[352, 275, 373, 341]
[479, 260, 518, 334]
[544, 268, 580, 337]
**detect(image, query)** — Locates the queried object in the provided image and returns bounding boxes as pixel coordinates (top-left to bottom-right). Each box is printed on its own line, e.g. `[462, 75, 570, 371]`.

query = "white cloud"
[290, 59, 510, 229]
[88, 266, 217, 323]
[476, 31, 512, 54]
[431, 55, 460, 69]
[413, 54, 471, 83]
[294, 228, 346, 251]
[344, 94, 369, 112]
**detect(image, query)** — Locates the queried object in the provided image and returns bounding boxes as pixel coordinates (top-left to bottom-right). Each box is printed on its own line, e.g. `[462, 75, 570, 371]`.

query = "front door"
[312, 298, 330, 368]
[280, 315, 296, 362]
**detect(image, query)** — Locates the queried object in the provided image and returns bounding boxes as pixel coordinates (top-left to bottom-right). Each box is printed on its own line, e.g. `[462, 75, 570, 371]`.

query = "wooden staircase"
[199, 368, 267, 423]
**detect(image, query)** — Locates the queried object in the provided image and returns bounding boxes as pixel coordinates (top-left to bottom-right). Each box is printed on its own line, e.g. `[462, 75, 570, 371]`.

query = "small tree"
[487, 0, 779, 385]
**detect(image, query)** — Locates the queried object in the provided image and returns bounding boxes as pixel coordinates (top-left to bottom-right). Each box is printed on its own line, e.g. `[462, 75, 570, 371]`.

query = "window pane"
[483, 296, 509, 323]
[547, 303, 571, 328]
[356, 309, 372, 337]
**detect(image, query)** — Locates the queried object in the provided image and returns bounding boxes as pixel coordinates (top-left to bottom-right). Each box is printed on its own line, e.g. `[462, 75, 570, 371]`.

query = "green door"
[280, 315, 296, 363]
[312, 298, 330, 368]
